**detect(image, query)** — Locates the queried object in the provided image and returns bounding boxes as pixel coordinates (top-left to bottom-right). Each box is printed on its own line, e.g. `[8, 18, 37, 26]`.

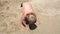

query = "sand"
[0, 0, 60, 34]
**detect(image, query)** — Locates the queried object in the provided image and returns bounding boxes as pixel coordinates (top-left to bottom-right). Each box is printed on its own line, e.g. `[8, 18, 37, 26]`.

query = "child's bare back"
[20, 2, 37, 30]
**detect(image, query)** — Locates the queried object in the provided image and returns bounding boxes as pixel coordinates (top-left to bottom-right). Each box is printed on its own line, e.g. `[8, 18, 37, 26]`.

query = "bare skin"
[20, 2, 36, 30]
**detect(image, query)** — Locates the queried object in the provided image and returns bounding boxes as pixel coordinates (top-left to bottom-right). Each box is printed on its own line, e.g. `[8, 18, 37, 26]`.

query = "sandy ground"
[0, 0, 60, 34]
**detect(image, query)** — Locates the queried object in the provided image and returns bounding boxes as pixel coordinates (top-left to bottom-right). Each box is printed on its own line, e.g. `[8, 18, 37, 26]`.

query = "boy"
[20, 2, 37, 30]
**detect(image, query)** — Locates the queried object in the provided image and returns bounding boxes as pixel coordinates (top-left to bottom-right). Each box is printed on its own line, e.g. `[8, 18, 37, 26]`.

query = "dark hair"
[29, 23, 37, 30]
[24, 13, 37, 30]
[24, 17, 37, 30]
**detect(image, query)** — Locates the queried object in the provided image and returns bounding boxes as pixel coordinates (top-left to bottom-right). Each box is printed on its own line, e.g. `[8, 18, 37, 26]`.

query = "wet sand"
[0, 0, 60, 34]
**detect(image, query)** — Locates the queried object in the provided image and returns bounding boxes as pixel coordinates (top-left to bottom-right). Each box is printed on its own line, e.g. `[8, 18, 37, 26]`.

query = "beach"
[0, 0, 60, 34]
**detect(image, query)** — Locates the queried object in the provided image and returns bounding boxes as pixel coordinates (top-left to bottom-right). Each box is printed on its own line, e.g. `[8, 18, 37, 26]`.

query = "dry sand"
[0, 0, 60, 34]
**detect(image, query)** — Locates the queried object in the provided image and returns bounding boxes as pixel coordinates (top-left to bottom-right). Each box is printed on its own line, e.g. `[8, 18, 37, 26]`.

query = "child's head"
[26, 13, 37, 24]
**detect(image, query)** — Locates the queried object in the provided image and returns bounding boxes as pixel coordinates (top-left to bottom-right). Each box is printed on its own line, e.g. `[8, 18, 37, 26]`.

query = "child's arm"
[23, 20, 30, 30]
